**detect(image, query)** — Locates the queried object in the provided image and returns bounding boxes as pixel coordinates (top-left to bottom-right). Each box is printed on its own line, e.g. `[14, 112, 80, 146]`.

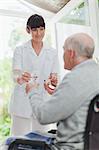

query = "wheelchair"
[2, 95, 99, 150]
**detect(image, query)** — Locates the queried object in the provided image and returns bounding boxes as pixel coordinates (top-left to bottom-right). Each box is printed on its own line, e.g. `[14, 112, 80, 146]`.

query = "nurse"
[9, 14, 59, 136]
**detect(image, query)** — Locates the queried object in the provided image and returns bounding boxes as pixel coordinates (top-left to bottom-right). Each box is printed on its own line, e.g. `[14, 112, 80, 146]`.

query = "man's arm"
[28, 72, 88, 125]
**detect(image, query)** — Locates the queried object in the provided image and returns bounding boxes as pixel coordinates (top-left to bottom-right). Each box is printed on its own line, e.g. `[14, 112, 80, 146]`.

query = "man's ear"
[26, 27, 30, 34]
[68, 50, 75, 58]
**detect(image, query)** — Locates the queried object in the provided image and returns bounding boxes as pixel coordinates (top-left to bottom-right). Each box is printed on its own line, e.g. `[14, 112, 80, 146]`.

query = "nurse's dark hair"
[26, 14, 45, 33]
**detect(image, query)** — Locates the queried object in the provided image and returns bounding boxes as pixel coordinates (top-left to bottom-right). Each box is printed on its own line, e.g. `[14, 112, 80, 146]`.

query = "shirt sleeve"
[12, 47, 23, 82]
[12, 47, 22, 71]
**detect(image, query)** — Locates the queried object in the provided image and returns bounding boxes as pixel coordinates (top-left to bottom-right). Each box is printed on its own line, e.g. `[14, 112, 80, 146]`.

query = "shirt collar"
[72, 59, 96, 71]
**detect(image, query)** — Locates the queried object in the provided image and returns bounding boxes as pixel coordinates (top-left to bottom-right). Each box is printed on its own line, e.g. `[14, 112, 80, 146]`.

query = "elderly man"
[26, 33, 99, 150]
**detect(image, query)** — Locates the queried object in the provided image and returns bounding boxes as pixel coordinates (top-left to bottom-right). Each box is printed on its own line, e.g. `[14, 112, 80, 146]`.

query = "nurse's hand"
[17, 72, 31, 85]
[21, 72, 31, 82]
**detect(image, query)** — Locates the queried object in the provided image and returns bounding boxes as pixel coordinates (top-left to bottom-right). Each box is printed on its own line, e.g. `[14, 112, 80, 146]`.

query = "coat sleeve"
[28, 70, 91, 125]
[12, 47, 23, 82]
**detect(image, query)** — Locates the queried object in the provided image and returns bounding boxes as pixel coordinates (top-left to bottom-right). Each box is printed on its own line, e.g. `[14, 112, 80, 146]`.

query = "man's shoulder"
[64, 60, 99, 82]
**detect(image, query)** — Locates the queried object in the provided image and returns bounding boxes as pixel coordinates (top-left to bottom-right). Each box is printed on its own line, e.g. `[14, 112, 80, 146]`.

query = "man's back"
[53, 59, 99, 150]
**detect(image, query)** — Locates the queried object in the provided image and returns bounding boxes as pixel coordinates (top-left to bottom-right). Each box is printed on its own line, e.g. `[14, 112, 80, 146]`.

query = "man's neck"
[75, 56, 89, 66]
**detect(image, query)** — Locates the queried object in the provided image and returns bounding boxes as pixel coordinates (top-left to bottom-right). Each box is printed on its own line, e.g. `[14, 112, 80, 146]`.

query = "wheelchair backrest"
[84, 94, 99, 150]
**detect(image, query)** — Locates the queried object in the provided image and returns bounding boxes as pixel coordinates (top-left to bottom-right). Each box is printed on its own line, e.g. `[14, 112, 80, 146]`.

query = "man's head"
[63, 33, 95, 70]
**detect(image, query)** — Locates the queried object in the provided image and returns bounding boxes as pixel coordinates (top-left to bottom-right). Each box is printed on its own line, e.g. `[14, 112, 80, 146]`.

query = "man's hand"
[44, 73, 58, 95]
[50, 73, 58, 87]
[44, 79, 56, 95]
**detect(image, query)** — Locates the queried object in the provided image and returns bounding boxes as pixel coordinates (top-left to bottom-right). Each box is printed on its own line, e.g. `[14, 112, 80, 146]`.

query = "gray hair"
[64, 33, 95, 58]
